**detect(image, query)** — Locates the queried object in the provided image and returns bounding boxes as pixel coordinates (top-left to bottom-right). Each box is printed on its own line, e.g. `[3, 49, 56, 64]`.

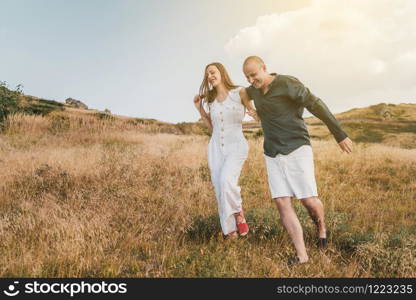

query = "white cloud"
[225, 0, 416, 111]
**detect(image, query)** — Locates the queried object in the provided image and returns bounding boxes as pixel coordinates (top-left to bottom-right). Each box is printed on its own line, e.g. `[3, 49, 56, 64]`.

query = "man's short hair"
[243, 56, 265, 67]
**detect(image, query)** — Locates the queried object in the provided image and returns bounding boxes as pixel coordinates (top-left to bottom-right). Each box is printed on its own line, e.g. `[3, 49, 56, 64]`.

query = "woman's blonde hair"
[198, 62, 238, 108]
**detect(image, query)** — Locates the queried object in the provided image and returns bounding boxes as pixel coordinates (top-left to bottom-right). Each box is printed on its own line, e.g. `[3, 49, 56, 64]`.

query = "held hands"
[246, 109, 259, 121]
[338, 137, 353, 154]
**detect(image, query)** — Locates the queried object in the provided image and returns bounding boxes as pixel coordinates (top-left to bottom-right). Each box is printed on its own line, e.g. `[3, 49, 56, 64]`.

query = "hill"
[0, 84, 208, 136]
[242, 103, 416, 149]
[1, 82, 415, 148]
[305, 103, 416, 149]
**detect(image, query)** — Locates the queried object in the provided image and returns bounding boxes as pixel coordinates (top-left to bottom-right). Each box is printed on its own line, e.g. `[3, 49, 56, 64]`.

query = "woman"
[193, 62, 256, 238]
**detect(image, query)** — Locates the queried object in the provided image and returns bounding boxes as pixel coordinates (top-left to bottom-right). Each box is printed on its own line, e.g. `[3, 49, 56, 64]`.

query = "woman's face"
[206, 65, 222, 88]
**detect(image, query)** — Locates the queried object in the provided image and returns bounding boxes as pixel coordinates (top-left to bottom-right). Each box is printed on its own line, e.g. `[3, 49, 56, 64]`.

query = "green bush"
[186, 214, 222, 241]
[95, 112, 115, 121]
[1, 82, 64, 129]
[185, 208, 284, 242]
[254, 128, 263, 138]
[0, 81, 21, 126]
[245, 208, 284, 241]
[130, 118, 157, 125]
[21, 103, 64, 116]
[37, 98, 64, 107]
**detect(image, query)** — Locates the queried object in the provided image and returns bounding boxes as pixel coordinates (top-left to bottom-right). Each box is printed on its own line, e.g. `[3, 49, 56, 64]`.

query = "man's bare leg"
[301, 196, 327, 238]
[274, 197, 308, 263]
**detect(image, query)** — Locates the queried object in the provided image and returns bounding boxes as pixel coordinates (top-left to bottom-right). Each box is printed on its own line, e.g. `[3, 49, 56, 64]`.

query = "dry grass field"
[0, 109, 415, 278]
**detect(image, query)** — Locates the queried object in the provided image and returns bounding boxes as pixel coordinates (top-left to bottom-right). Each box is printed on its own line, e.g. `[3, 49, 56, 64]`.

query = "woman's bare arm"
[193, 95, 213, 132]
[239, 87, 259, 122]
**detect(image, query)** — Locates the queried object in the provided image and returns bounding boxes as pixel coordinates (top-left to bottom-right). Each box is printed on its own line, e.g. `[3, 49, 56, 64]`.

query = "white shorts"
[264, 145, 318, 199]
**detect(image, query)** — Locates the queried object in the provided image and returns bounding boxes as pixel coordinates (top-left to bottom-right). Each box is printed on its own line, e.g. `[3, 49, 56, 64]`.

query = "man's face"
[243, 61, 267, 89]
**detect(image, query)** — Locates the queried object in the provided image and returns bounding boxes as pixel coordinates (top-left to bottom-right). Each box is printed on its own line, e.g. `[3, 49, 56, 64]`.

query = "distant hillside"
[241, 103, 416, 148]
[1, 84, 414, 148]
[328, 103, 416, 122]
[0, 84, 209, 135]
[305, 103, 416, 149]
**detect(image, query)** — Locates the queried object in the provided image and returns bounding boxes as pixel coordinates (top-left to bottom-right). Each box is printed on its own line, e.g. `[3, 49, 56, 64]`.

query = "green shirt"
[246, 74, 348, 157]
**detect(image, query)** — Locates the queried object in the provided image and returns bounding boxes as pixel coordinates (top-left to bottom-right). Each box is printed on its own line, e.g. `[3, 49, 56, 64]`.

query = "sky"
[1, 0, 415, 123]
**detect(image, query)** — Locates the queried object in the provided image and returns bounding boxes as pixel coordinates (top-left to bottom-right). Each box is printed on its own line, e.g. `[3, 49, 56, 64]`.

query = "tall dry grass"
[0, 113, 415, 277]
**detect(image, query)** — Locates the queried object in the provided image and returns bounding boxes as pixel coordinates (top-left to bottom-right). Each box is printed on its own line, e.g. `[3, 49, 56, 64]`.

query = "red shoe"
[237, 222, 249, 236]
[235, 212, 249, 236]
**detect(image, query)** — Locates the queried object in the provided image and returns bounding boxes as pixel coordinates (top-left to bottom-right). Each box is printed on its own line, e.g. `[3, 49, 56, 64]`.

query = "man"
[241, 56, 352, 265]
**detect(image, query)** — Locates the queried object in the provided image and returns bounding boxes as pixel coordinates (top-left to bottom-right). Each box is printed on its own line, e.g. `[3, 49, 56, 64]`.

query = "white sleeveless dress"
[207, 87, 249, 235]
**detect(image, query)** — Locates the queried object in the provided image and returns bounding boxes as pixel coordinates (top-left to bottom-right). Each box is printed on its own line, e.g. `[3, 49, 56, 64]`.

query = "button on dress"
[207, 87, 249, 235]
